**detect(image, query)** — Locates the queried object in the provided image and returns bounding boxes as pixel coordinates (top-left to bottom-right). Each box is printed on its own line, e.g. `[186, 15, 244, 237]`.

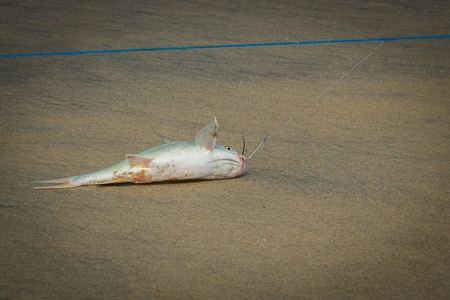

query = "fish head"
[212, 145, 247, 178]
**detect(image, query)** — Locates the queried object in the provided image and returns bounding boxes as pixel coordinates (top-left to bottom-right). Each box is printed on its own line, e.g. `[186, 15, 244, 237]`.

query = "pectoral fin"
[125, 154, 153, 168]
[195, 116, 218, 151]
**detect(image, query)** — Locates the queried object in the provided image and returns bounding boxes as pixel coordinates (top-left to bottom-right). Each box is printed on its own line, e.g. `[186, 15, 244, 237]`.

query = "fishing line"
[245, 41, 384, 160]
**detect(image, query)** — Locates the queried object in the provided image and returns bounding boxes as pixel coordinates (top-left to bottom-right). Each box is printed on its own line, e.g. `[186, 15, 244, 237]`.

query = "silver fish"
[33, 117, 247, 189]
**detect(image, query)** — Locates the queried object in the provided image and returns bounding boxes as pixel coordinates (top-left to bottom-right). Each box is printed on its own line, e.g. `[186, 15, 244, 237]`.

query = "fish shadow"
[96, 175, 247, 189]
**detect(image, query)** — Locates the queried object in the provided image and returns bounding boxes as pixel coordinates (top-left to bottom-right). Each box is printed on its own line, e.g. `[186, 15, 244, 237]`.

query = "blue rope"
[1, 34, 449, 58]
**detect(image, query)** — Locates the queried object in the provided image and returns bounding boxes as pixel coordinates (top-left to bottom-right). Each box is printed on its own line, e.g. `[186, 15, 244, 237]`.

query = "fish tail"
[32, 160, 130, 190]
[32, 176, 83, 190]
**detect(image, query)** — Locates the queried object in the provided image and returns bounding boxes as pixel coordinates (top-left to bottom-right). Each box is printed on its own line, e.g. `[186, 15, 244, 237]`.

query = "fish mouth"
[236, 154, 247, 177]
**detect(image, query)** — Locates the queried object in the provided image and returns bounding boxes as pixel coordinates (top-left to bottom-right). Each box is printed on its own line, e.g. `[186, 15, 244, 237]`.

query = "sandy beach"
[1, 1, 449, 298]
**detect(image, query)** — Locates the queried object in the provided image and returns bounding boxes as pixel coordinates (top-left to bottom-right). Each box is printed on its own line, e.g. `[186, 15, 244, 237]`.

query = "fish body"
[33, 117, 246, 189]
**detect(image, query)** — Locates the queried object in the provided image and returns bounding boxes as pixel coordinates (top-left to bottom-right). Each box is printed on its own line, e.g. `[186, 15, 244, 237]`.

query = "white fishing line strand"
[246, 42, 384, 160]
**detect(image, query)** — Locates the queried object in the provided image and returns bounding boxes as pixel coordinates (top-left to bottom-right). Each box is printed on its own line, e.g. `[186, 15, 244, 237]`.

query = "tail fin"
[32, 160, 130, 190]
[32, 177, 83, 190]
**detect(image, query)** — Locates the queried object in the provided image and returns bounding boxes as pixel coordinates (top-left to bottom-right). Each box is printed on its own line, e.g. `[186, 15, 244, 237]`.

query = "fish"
[32, 117, 247, 189]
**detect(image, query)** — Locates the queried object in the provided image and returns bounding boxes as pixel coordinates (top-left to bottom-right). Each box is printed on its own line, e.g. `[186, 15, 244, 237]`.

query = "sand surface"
[1, 1, 449, 299]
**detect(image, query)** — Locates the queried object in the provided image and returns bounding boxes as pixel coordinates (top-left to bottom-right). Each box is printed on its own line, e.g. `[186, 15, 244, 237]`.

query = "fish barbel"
[32, 117, 246, 189]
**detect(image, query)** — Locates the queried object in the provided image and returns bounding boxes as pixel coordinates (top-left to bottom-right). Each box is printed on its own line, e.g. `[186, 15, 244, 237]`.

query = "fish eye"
[225, 146, 233, 151]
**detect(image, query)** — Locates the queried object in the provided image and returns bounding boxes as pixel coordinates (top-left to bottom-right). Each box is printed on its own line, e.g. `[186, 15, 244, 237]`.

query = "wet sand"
[1, 1, 449, 299]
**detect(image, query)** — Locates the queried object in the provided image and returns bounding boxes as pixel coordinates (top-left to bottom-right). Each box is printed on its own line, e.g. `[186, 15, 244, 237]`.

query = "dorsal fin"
[195, 116, 218, 151]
